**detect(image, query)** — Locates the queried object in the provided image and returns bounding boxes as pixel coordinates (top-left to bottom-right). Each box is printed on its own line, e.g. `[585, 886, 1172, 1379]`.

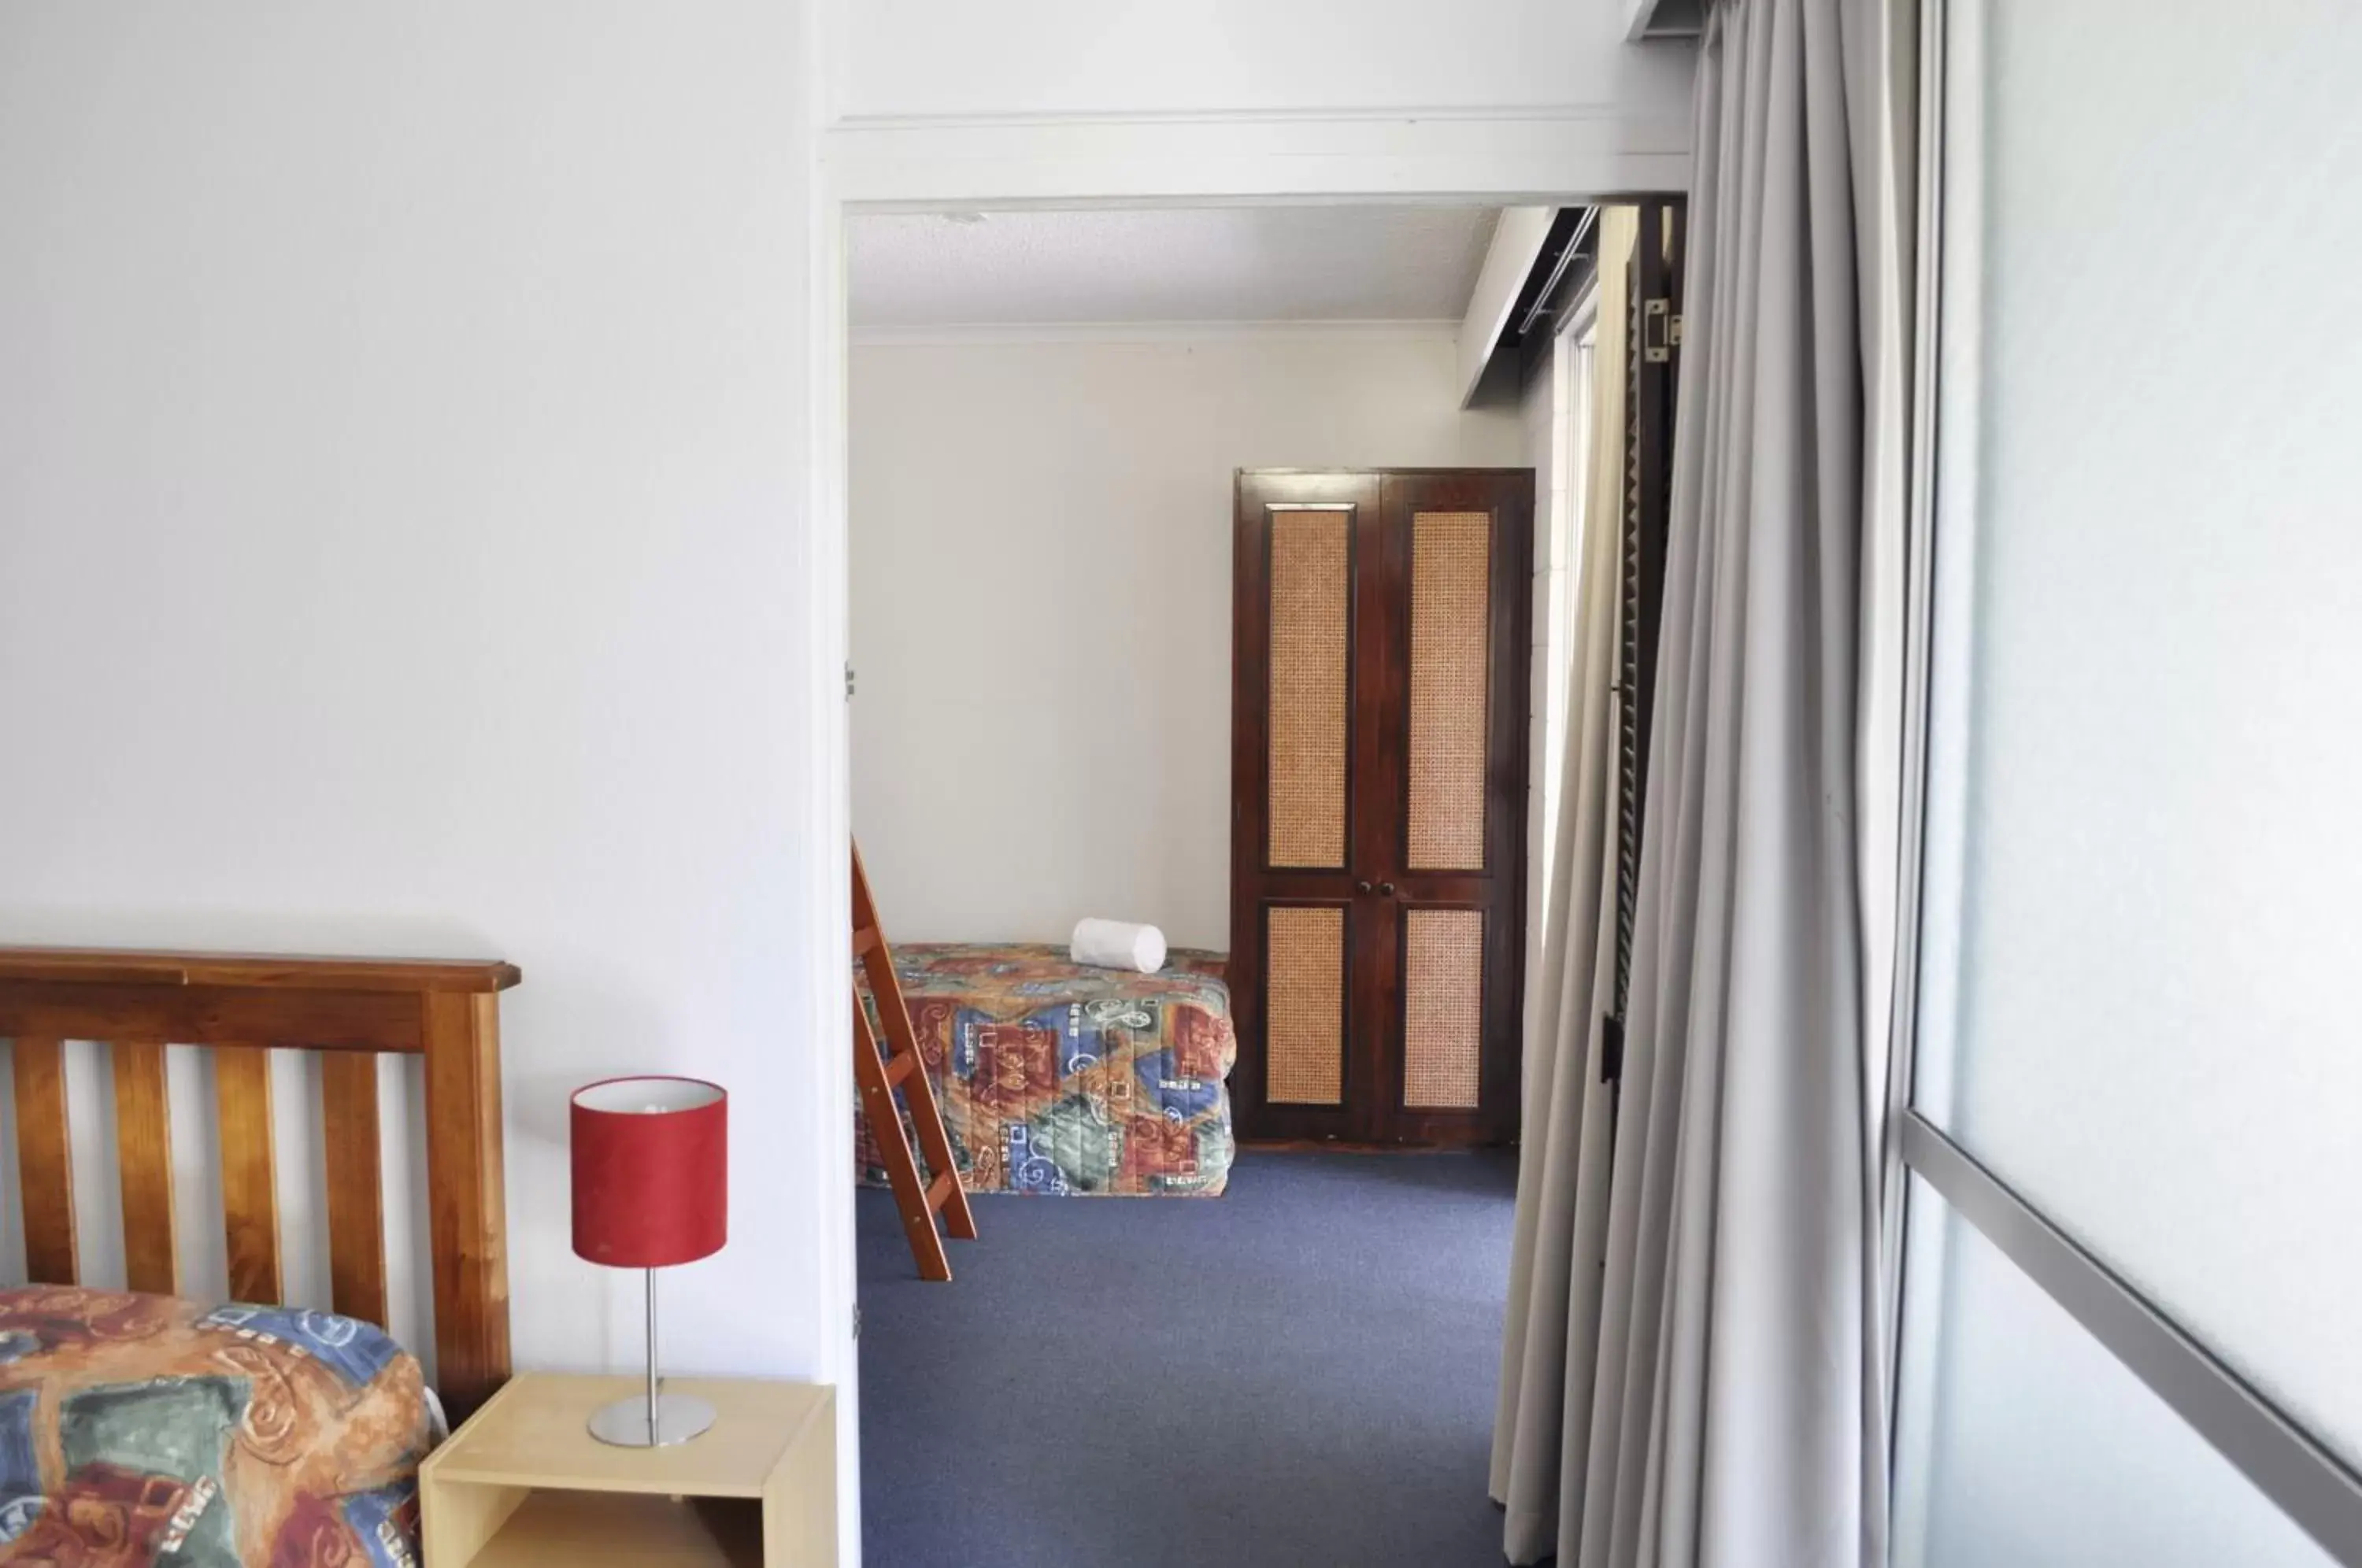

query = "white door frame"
[802, 111, 1691, 1566]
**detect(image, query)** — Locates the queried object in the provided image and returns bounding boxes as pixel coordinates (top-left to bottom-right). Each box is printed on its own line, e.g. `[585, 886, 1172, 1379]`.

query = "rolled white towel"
[1071, 918, 1168, 974]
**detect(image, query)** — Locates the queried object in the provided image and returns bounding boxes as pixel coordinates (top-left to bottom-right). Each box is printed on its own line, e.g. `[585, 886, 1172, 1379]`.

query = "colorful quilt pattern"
[857, 944, 1236, 1196]
[0, 1286, 431, 1567]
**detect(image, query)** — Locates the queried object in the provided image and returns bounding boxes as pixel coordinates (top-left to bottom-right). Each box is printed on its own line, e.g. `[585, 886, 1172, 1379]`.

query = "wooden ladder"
[852, 841, 977, 1281]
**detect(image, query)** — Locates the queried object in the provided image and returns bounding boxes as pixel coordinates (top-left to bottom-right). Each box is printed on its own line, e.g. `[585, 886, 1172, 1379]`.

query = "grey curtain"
[1492, 206, 1635, 1564]
[1490, 0, 1916, 1563]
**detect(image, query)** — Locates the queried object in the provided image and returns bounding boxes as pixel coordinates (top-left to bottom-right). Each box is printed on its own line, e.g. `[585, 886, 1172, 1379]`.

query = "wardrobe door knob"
[1379, 882, 1396, 897]
[1356, 880, 1374, 894]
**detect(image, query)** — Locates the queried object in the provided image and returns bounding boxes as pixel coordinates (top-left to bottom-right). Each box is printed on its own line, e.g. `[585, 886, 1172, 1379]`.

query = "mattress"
[0, 1285, 431, 1566]
[857, 942, 1236, 1196]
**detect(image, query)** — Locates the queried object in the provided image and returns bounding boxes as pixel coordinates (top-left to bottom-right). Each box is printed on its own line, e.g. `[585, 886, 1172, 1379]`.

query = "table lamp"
[570, 1075, 728, 1446]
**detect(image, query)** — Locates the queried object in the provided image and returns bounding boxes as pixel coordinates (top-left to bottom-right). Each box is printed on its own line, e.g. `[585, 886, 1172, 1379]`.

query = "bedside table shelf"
[454, 1492, 762, 1567]
[421, 1374, 835, 1568]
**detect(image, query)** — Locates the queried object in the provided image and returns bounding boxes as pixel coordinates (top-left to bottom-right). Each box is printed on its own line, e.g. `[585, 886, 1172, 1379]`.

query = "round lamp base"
[587, 1391, 717, 1448]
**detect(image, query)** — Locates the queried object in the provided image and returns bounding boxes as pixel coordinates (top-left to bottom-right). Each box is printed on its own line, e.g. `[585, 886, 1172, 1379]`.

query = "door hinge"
[853, 1302, 862, 1340]
[845, 662, 857, 701]
[1601, 1012, 1626, 1083]
[1643, 298, 1683, 364]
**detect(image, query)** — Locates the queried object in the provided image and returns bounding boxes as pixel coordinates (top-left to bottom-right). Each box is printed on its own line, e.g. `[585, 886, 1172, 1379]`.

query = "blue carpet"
[857, 1148, 1519, 1567]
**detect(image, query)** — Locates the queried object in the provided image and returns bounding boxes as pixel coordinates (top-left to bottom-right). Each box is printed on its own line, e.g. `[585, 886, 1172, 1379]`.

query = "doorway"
[826, 194, 1674, 1567]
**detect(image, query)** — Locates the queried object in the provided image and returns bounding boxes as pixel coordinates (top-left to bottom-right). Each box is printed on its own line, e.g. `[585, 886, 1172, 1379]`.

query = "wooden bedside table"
[420, 1373, 836, 1567]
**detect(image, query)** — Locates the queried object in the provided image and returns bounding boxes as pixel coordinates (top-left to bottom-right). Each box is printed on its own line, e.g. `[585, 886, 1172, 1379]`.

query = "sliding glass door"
[1892, 2, 2362, 1562]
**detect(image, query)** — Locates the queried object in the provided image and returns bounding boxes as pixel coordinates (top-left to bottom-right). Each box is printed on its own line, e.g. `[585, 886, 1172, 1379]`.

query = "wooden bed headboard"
[0, 946, 519, 1422]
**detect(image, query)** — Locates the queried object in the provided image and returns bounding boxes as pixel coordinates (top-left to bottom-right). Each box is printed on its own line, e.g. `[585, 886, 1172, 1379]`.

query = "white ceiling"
[850, 205, 1499, 328]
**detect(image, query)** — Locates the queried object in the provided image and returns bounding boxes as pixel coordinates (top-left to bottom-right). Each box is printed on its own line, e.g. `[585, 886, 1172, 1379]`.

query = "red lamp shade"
[571, 1077, 728, 1269]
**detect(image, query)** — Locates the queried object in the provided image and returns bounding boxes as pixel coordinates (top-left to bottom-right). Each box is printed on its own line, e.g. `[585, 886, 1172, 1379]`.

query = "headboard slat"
[320, 1052, 390, 1327]
[11, 1037, 77, 1285]
[110, 1040, 180, 1295]
[215, 1045, 283, 1304]
[422, 991, 509, 1421]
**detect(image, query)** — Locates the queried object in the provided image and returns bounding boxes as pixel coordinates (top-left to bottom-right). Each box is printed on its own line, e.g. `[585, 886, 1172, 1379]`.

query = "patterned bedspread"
[0, 1286, 431, 1566]
[857, 943, 1235, 1196]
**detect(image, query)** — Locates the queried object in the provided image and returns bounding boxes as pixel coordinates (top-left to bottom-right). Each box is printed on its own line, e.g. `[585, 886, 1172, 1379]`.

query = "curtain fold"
[1491, 0, 1914, 1562]
[1492, 205, 1635, 1566]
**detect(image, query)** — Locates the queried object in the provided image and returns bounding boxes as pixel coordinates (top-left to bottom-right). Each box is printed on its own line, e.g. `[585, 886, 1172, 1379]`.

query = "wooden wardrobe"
[1229, 468, 1533, 1147]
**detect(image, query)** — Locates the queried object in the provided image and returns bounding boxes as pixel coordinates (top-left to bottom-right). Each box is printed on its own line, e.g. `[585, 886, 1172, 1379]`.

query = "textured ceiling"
[850, 205, 1500, 327]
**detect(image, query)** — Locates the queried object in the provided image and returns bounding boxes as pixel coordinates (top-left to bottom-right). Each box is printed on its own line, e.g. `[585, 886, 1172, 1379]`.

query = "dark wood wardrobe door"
[1231, 468, 1532, 1148]
[1230, 471, 1386, 1143]
[1368, 471, 1531, 1146]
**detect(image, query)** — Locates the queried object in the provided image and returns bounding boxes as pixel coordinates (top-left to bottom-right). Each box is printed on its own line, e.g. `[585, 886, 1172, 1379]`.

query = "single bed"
[0, 946, 516, 1567]
[857, 943, 1235, 1197]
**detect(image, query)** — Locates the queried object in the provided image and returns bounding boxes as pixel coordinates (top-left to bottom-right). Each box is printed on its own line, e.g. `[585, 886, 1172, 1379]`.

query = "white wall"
[817, 1, 1696, 205]
[0, 0, 830, 1402]
[827, 0, 1691, 124]
[2, 4, 1690, 1560]
[850, 328, 1524, 949]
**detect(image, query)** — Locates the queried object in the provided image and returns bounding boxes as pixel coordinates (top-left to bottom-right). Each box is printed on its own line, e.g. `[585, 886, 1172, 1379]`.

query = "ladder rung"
[853, 926, 881, 958]
[925, 1171, 959, 1214]
[883, 1051, 917, 1089]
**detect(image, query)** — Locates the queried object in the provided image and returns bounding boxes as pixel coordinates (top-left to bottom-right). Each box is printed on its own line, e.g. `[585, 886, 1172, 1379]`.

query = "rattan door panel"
[1264, 903, 1349, 1105]
[1406, 511, 1494, 871]
[1267, 509, 1353, 869]
[1401, 907, 1484, 1108]
[1232, 469, 1531, 1147]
